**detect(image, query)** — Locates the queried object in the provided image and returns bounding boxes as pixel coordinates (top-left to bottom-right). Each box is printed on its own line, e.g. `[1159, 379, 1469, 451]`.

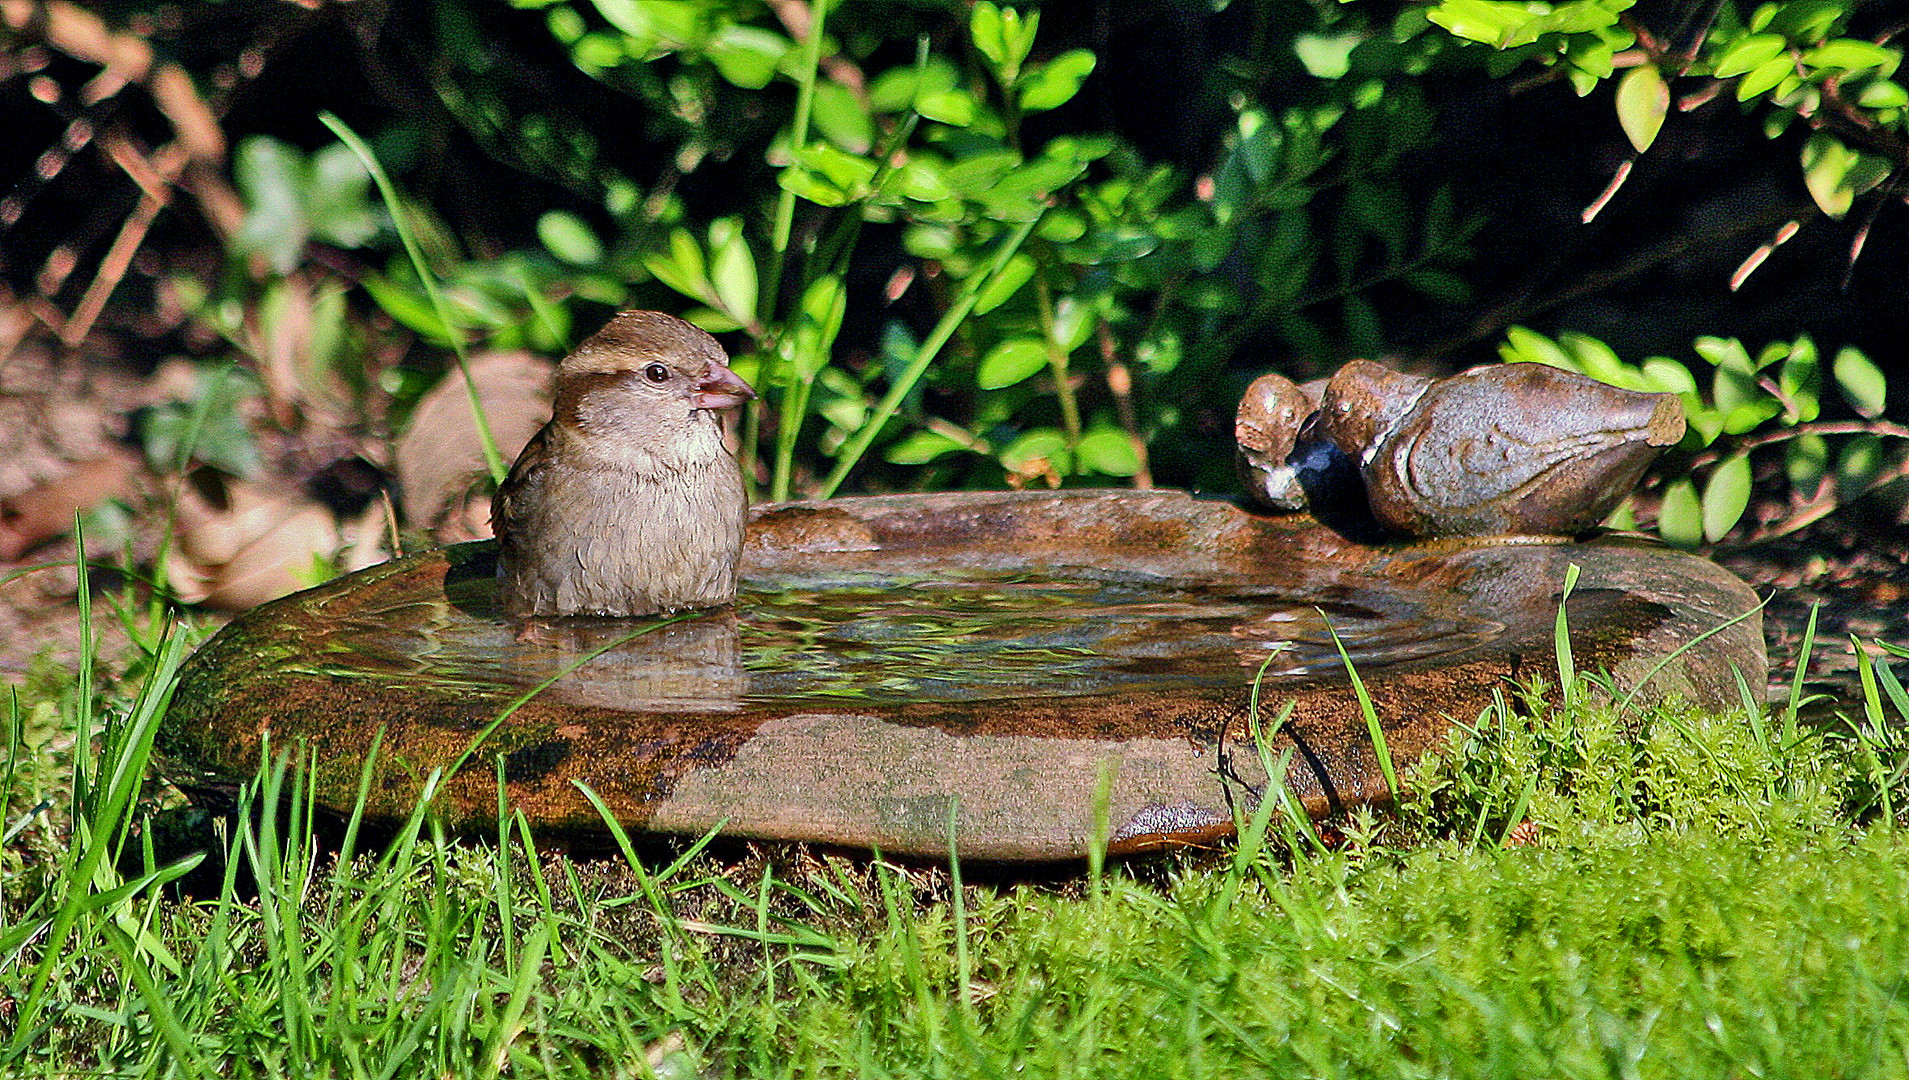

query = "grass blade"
[1323, 613, 1397, 800]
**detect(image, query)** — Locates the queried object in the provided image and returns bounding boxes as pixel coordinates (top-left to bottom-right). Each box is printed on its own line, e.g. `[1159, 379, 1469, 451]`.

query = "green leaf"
[971, 2, 1037, 81]
[869, 58, 959, 113]
[233, 136, 310, 275]
[777, 168, 852, 207]
[1779, 338, 1821, 421]
[1762, 0, 1843, 44]
[1051, 297, 1096, 353]
[1858, 80, 1909, 108]
[1427, 0, 1528, 45]
[1427, 0, 1618, 48]
[1720, 399, 1782, 435]
[642, 228, 710, 302]
[1833, 346, 1887, 417]
[895, 158, 955, 202]
[706, 24, 791, 88]
[811, 80, 874, 154]
[1294, 31, 1361, 79]
[138, 366, 263, 477]
[1802, 38, 1899, 74]
[1000, 427, 1071, 475]
[788, 274, 847, 378]
[1696, 335, 1755, 371]
[916, 88, 978, 127]
[1800, 133, 1890, 218]
[1639, 356, 1698, 395]
[305, 142, 380, 248]
[976, 336, 1047, 389]
[707, 219, 758, 323]
[1560, 331, 1630, 388]
[884, 430, 966, 465]
[1836, 433, 1884, 498]
[973, 253, 1036, 314]
[1784, 431, 1828, 491]
[1076, 427, 1140, 477]
[1499, 325, 1577, 371]
[1712, 33, 1786, 77]
[588, 0, 661, 44]
[1701, 455, 1752, 543]
[793, 143, 879, 192]
[536, 211, 603, 265]
[1658, 477, 1703, 547]
[969, 1, 1008, 67]
[1737, 54, 1794, 100]
[1615, 64, 1669, 153]
[1017, 49, 1097, 112]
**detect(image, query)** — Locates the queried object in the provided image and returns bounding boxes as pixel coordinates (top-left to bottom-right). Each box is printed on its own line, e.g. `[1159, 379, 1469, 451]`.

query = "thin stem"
[321, 112, 506, 485]
[819, 216, 1042, 497]
[1095, 318, 1152, 488]
[765, 0, 828, 312]
[1034, 275, 1082, 445]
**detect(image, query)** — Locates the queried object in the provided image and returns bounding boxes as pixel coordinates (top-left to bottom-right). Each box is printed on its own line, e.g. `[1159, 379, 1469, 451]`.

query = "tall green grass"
[3, 579, 1909, 1076]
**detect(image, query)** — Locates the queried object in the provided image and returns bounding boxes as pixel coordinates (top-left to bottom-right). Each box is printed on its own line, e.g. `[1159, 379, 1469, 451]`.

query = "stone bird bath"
[162, 490, 1764, 861]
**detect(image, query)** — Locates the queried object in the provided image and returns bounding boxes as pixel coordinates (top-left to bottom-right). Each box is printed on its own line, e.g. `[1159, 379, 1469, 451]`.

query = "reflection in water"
[325, 566, 1506, 713]
[506, 613, 744, 712]
[737, 570, 1503, 704]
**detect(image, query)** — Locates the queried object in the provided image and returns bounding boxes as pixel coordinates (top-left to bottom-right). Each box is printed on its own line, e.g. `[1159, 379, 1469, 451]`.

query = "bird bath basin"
[162, 490, 1765, 861]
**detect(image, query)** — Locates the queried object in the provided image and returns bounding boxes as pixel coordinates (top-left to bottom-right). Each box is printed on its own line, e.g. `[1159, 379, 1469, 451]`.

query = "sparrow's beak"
[691, 362, 756, 411]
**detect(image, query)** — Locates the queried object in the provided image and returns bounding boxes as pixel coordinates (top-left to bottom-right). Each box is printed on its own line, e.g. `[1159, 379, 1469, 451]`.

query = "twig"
[1687, 420, 1909, 473]
[1741, 455, 1909, 544]
[60, 137, 185, 346]
[1094, 318, 1152, 489]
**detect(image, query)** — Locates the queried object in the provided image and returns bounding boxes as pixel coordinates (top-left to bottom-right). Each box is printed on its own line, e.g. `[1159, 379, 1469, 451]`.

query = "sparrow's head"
[550, 312, 755, 468]
[560, 310, 755, 413]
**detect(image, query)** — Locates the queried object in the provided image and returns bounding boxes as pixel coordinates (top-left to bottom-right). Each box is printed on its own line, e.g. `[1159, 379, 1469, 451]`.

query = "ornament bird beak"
[691, 362, 756, 411]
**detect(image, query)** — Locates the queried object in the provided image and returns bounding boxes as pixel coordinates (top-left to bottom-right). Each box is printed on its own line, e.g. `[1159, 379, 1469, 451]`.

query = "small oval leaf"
[708, 219, 758, 322]
[536, 211, 603, 265]
[1017, 49, 1097, 112]
[884, 429, 966, 465]
[1737, 54, 1792, 100]
[1701, 454, 1752, 543]
[973, 253, 1036, 314]
[1832, 347, 1888, 418]
[1712, 33, 1786, 78]
[916, 88, 978, 127]
[1658, 477, 1704, 548]
[1616, 64, 1669, 153]
[976, 336, 1047, 390]
[1076, 427, 1141, 477]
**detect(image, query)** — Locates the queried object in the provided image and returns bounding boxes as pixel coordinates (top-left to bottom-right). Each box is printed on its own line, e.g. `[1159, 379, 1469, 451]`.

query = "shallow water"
[332, 565, 1510, 711]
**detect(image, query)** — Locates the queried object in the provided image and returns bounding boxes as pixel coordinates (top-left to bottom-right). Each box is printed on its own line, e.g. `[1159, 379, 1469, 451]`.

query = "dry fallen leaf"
[394, 351, 553, 542]
[165, 470, 385, 609]
[0, 448, 140, 562]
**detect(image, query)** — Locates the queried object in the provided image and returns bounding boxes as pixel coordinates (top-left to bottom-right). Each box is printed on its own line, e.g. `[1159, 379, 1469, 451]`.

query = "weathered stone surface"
[162, 490, 1765, 861]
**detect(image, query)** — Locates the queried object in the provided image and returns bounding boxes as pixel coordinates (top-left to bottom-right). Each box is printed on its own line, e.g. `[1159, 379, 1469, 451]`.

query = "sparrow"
[1328, 361, 1684, 538]
[491, 311, 756, 618]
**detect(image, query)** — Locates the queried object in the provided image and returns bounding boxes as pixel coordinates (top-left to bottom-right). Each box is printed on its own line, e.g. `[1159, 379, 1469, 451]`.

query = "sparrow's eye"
[642, 363, 671, 384]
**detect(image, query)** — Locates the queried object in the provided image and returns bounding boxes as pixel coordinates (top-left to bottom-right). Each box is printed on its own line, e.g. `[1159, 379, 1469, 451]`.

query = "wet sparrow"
[492, 311, 755, 618]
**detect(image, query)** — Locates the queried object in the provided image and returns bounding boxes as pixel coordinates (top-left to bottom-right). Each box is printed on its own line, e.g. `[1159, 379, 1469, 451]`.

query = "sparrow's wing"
[490, 421, 557, 549]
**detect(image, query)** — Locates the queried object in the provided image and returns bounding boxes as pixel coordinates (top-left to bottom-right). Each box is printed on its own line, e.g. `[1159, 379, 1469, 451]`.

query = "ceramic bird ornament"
[1236, 359, 1686, 539]
[1326, 361, 1685, 538]
[492, 311, 756, 618]
[1234, 372, 1321, 511]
